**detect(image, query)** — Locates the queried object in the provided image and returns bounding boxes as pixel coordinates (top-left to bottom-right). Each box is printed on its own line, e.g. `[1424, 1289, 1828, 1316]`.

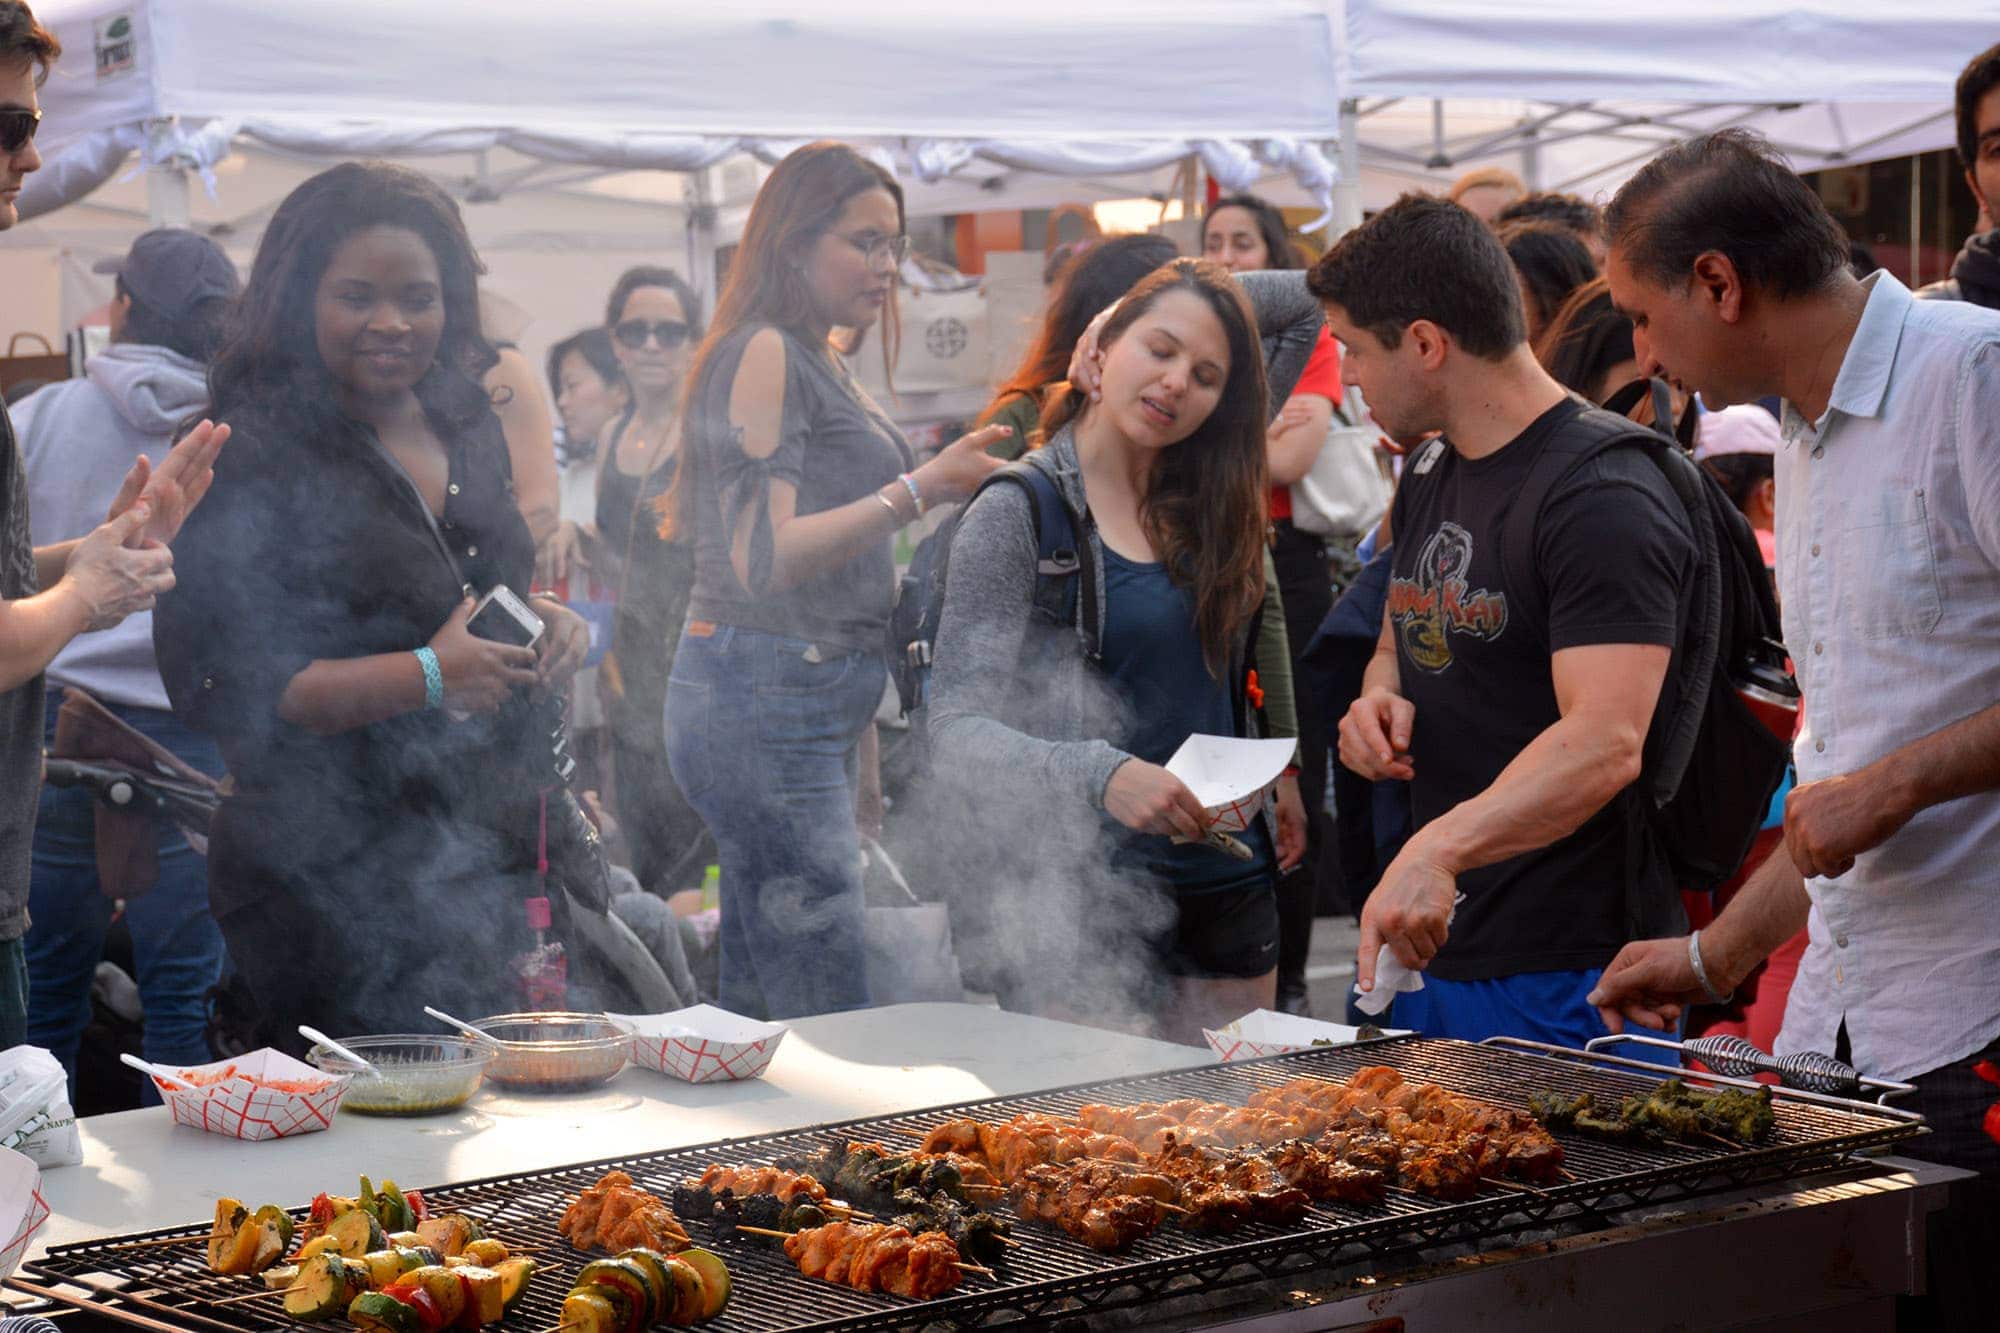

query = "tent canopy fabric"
[1339, 1, 1999, 204]
[17, 0, 1343, 224]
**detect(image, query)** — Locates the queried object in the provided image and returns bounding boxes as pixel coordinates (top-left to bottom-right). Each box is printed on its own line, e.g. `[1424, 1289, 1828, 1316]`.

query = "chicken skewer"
[558, 1172, 691, 1255]
[732, 1221, 986, 1298]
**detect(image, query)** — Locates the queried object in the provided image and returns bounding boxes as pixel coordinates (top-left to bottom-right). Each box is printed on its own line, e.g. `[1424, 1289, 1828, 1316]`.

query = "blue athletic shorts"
[1387, 967, 1683, 1066]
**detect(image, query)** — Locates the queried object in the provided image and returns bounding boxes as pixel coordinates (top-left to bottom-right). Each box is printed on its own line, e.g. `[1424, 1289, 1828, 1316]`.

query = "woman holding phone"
[155, 162, 591, 1044]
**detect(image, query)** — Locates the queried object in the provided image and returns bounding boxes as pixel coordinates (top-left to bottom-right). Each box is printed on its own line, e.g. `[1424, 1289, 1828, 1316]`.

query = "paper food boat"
[1202, 1009, 1409, 1062]
[0, 1146, 47, 1280]
[1165, 735, 1296, 833]
[156, 1049, 351, 1141]
[606, 1005, 787, 1084]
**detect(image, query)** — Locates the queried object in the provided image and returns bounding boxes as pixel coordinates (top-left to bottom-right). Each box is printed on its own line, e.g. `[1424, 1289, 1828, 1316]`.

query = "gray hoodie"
[15, 343, 210, 711]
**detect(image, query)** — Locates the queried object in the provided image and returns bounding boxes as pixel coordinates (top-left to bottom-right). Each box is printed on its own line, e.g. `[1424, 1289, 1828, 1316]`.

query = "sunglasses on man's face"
[612, 318, 692, 351]
[0, 108, 41, 155]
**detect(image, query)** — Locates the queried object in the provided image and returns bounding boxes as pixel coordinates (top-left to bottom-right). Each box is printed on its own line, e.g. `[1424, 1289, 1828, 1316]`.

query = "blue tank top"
[1099, 547, 1273, 894]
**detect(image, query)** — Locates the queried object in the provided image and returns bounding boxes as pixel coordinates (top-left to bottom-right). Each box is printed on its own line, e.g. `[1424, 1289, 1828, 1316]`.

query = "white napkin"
[1352, 893, 1464, 1017]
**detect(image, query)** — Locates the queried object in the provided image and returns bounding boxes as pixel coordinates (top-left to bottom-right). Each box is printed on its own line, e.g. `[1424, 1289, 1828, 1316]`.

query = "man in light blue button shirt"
[1587, 128, 1999, 1328]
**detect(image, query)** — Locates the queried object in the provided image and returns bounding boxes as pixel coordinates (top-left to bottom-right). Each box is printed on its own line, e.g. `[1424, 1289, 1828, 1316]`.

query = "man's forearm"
[0, 585, 92, 693]
[1414, 710, 1639, 875]
[1360, 641, 1399, 699]
[32, 541, 77, 590]
[1878, 699, 2000, 813]
[1701, 842, 1811, 988]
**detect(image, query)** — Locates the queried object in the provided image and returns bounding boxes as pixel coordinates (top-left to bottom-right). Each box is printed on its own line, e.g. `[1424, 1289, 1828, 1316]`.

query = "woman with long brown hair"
[928, 258, 1323, 1042]
[661, 142, 1007, 1019]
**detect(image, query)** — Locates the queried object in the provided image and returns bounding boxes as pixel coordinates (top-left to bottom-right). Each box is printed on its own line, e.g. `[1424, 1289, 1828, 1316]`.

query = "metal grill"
[15, 1036, 1924, 1332]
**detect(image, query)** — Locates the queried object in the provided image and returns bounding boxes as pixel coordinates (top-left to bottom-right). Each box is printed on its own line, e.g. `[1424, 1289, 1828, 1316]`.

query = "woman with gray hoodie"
[927, 259, 1321, 1043]
[13, 228, 238, 1101]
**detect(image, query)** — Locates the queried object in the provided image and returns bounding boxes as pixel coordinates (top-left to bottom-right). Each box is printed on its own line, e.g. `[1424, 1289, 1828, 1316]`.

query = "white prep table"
[31, 1002, 1200, 1255]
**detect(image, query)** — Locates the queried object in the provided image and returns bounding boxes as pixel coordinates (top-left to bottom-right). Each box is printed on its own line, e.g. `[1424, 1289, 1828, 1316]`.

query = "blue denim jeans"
[27, 692, 227, 1105]
[665, 624, 883, 1020]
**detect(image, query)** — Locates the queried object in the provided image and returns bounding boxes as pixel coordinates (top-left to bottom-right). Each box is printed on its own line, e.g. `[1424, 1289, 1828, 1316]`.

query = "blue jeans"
[1389, 967, 1683, 1067]
[27, 693, 227, 1105]
[665, 624, 883, 1020]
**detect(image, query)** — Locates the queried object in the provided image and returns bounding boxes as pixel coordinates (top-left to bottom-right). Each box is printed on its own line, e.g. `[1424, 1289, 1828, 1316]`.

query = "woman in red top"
[1203, 193, 1345, 1013]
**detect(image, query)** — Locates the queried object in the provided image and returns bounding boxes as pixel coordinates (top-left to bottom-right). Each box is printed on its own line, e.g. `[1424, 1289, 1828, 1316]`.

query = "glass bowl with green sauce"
[305, 1034, 496, 1116]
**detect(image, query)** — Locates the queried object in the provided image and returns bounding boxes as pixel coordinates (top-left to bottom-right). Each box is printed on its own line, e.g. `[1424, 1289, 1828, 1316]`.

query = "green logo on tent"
[106, 16, 130, 39]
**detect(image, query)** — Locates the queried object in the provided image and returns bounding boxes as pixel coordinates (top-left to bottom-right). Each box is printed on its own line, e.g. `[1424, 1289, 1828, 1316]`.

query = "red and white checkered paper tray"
[0, 1145, 49, 1280]
[1202, 1009, 1410, 1062]
[155, 1049, 351, 1141]
[606, 1005, 787, 1084]
[1164, 735, 1297, 834]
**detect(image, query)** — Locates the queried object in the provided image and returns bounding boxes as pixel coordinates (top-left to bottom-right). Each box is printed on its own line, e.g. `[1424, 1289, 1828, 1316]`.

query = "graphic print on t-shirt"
[1386, 521, 1508, 673]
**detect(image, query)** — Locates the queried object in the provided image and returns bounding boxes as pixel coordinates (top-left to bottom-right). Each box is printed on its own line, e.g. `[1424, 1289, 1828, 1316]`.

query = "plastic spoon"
[424, 1006, 502, 1047]
[298, 1025, 382, 1076]
[119, 1052, 199, 1092]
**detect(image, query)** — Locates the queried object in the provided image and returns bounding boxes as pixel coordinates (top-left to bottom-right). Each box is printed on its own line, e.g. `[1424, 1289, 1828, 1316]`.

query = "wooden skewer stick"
[1557, 1166, 1580, 1181]
[736, 1225, 792, 1240]
[957, 1262, 997, 1277]
[106, 1234, 206, 1249]
[991, 1234, 1024, 1248]
[209, 1288, 288, 1306]
[1698, 1131, 1742, 1151]
[1485, 1178, 1549, 1198]
[537, 1322, 588, 1333]
[1154, 1202, 1191, 1216]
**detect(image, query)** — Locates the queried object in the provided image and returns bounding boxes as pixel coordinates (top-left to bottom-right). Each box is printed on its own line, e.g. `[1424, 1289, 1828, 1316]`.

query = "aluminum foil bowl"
[470, 1011, 629, 1092]
[305, 1035, 495, 1116]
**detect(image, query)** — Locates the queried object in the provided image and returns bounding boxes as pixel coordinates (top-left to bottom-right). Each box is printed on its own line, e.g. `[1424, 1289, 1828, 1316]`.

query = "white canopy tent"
[2, 0, 1344, 391]
[1328, 0, 1999, 216]
[6, 1, 1993, 388]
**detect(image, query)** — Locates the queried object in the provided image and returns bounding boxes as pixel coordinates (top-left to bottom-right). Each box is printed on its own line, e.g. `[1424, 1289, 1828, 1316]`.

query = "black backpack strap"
[976, 461, 1101, 662]
[1497, 401, 1723, 806]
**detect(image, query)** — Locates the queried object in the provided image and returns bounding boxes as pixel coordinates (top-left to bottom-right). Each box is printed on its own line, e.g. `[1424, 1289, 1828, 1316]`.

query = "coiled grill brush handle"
[1682, 1034, 1863, 1096]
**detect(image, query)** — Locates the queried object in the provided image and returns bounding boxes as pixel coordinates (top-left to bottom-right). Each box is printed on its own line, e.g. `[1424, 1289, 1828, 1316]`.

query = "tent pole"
[1331, 99, 1362, 239]
[144, 118, 191, 229]
[1521, 113, 1542, 191]
[686, 166, 719, 305]
[1908, 156, 1921, 287]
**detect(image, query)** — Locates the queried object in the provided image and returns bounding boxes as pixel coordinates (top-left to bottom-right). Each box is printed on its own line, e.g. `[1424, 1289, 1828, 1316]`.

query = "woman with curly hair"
[154, 162, 592, 1042]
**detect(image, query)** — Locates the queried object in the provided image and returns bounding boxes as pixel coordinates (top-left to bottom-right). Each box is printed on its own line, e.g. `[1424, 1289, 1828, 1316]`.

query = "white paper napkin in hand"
[1352, 893, 1464, 1018]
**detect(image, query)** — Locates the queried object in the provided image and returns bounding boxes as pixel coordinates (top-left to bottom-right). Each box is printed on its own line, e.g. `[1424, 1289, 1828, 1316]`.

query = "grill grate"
[17, 1037, 1923, 1332]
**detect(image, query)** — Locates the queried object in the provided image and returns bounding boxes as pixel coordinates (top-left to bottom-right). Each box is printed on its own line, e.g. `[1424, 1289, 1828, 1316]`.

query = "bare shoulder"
[727, 327, 790, 459]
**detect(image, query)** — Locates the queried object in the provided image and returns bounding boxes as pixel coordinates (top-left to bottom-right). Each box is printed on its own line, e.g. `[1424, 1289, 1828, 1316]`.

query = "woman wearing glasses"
[660, 142, 1008, 1018]
[595, 266, 706, 893]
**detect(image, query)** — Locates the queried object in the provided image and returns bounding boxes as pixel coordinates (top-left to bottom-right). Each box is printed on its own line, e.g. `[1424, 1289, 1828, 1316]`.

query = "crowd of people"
[1, 2, 1996, 1318]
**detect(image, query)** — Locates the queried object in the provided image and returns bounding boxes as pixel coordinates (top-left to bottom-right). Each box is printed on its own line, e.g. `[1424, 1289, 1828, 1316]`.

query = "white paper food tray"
[1202, 1008, 1410, 1061]
[1165, 735, 1296, 832]
[154, 1049, 351, 1140]
[606, 1005, 788, 1083]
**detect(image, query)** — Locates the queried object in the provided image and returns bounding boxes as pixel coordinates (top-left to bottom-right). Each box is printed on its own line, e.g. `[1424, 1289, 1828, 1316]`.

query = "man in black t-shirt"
[1306, 195, 1694, 1051]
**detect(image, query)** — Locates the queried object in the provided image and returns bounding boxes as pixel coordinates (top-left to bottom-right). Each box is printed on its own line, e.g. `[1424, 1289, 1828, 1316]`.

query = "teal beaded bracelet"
[413, 646, 445, 711]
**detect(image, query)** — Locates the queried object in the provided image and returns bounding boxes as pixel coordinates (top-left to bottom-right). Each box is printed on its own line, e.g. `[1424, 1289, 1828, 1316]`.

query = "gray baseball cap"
[93, 228, 240, 322]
